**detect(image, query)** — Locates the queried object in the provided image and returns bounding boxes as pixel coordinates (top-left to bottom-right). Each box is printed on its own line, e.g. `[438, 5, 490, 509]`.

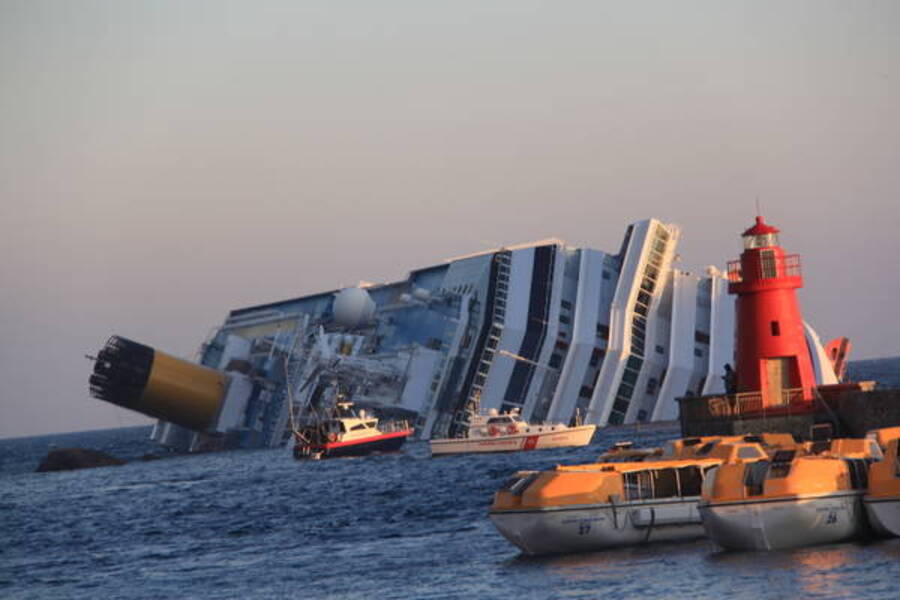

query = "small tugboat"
[292, 401, 413, 459]
[864, 427, 900, 537]
[698, 437, 879, 551]
[488, 435, 796, 555]
[429, 408, 596, 456]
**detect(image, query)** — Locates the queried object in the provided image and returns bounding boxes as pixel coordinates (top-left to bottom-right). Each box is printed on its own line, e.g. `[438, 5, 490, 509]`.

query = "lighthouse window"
[760, 250, 778, 278]
[771, 321, 781, 336]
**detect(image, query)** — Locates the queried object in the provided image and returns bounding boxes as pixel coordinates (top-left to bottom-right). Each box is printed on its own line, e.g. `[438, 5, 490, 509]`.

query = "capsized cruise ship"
[89, 218, 840, 452]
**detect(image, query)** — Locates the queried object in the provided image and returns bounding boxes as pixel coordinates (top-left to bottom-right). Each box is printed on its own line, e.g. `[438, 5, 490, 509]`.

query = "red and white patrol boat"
[293, 402, 413, 459]
[429, 409, 596, 456]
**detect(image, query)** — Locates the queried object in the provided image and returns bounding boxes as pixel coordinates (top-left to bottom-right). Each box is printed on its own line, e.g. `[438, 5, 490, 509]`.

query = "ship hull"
[489, 497, 704, 555]
[699, 492, 863, 551]
[864, 495, 900, 537]
[430, 425, 595, 456]
[294, 430, 412, 459]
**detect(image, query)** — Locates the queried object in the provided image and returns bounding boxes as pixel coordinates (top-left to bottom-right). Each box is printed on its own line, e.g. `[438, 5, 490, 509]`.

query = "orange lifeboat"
[488, 435, 797, 555]
[864, 427, 900, 537]
[698, 437, 880, 551]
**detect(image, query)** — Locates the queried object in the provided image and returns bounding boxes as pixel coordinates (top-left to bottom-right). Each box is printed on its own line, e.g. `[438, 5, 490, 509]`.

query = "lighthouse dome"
[742, 216, 780, 249]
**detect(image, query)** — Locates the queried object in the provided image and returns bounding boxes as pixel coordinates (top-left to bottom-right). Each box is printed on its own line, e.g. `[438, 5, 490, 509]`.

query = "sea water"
[2, 357, 899, 599]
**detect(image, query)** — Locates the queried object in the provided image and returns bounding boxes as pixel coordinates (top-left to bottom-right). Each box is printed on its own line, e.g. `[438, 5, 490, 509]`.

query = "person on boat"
[722, 364, 737, 394]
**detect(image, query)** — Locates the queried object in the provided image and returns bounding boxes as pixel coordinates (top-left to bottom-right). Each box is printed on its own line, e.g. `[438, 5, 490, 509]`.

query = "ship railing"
[693, 387, 810, 419]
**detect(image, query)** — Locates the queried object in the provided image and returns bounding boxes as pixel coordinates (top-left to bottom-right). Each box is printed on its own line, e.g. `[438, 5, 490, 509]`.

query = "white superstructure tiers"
[149, 218, 833, 450]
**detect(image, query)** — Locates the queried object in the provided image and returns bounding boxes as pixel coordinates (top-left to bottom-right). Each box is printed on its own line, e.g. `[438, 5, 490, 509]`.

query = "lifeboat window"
[487, 417, 511, 425]
[701, 466, 719, 497]
[744, 461, 770, 496]
[654, 468, 679, 499]
[624, 471, 655, 501]
[500, 472, 540, 496]
[896, 443, 900, 477]
[696, 441, 718, 456]
[677, 466, 703, 497]
[844, 459, 869, 490]
[737, 446, 763, 460]
[768, 450, 796, 478]
[351, 423, 368, 431]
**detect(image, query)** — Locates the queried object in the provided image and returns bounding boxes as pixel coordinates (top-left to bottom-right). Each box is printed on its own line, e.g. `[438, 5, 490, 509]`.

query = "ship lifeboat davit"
[864, 427, 900, 537]
[488, 434, 798, 555]
[698, 438, 880, 551]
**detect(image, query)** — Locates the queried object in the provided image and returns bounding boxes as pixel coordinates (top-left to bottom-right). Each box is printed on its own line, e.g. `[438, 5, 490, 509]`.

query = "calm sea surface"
[2, 358, 899, 599]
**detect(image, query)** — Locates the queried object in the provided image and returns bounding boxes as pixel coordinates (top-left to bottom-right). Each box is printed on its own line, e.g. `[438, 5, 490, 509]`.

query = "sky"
[1, 0, 898, 438]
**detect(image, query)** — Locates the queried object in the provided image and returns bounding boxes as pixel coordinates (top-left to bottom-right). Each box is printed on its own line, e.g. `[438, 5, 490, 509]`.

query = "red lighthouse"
[727, 216, 817, 408]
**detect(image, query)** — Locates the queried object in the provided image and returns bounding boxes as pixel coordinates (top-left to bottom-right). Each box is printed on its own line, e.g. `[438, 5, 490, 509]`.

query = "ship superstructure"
[90, 217, 840, 452]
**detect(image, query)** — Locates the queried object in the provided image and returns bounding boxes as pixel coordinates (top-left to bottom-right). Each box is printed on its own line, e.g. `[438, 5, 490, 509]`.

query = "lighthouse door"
[765, 358, 791, 405]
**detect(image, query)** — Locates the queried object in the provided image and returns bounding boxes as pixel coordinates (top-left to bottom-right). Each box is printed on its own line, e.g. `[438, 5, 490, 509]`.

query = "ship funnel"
[89, 336, 228, 431]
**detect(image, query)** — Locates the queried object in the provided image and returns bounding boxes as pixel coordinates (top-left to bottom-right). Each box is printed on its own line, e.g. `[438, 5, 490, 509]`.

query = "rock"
[36, 448, 126, 472]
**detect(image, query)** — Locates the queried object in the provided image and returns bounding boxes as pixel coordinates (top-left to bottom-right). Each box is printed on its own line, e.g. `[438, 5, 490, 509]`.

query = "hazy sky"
[2, 1, 898, 438]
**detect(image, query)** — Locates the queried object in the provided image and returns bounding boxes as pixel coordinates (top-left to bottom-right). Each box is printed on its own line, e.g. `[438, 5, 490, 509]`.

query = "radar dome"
[333, 287, 376, 328]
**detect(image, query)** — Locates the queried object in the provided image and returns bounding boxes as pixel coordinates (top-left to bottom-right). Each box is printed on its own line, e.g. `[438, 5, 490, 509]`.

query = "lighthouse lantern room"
[727, 216, 818, 408]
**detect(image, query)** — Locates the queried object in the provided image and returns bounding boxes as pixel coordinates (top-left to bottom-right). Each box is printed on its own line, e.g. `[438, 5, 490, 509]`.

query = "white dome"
[333, 287, 376, 328]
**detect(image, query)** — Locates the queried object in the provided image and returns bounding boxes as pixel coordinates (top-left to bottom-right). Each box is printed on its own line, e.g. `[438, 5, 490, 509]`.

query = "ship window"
[608, 410, 625, 425]
[561, 300, 573, 310]
[351, 423, 367, 431]
[549, 353, 563, 369]
[655, 345, 665, 354]
[589, 348, 604, 367]
[602, 270, 611, 280]
[559, 314, 571, 325]
[694, 348, 703, 358]
[597, 324, 610, 339]
[646, 377, 658, 395]
[770, 321, 781, 336]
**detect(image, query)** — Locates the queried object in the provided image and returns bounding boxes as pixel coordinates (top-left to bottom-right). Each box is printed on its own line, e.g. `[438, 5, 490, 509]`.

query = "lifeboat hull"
[489, 497, 704, 555]
[864, 496, 900, 537]
[430, 425, 596, 456]
[699, 492, 864, 551]
[294, 429, 412, 459]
